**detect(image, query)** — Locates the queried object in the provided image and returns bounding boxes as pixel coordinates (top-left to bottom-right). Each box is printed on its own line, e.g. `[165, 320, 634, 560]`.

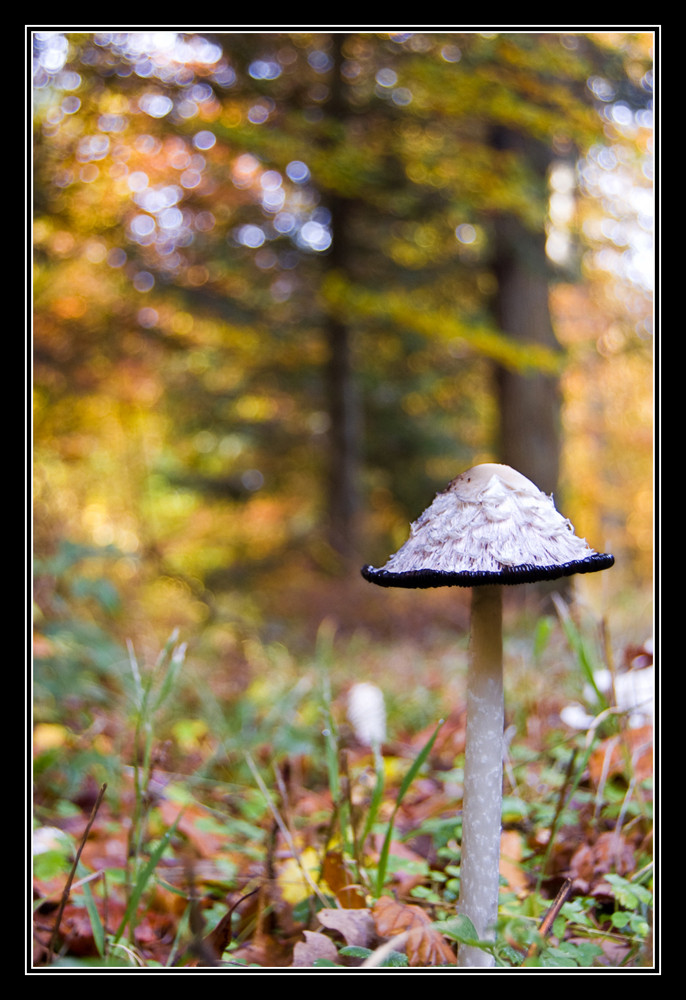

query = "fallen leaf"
[291, 929, 340, 967]
[201, 887, 261, 963]
[570, 831, 636, 894]
[276, 846, 326, 906]
[317, 907, 377, 949]
[569, 842, 595, 887]
[157, 799, 225, 859]
[372, 896, 456, 967]
[591, 831, 635, 877]
[321, 850, 366, 908]
[500, 829, 527, 894]
[589, 726, 653, 785]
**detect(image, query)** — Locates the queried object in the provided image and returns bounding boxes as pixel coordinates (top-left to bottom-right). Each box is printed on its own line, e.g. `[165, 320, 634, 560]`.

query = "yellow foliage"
[34, 723, 69, 752]
[322, 271, 564, 375]
[276, 846, 330, 906]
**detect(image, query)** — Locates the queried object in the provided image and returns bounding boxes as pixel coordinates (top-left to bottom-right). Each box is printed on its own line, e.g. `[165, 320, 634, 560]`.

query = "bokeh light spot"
[391, 88, 412, 106]
[107, 248, 127, 268]
[286, 160, 310, 184]
[299, 220, 331, 252]
[274, 212, 296, 235]
[131, 214, 156, 239]
[308, 50, 333, 73]
[194, 211, 215, 232]
[241, 469, 264, 491]
[139, 92, 173, 118]
[376, 68, 398, 87]
[455, 223, 477, 244]
[237, 225, 266, 248]
[193, 129, 216, 150]
[133, 271, 155, 291]
[138, 307, 159, 328]
[248, 59, 281, 80]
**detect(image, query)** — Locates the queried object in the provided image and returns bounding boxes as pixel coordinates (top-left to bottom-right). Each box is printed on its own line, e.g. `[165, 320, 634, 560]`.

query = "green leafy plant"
[125, 631, 187, 892]
[373, 721, 444, 898]
[34, 541, 127, 723]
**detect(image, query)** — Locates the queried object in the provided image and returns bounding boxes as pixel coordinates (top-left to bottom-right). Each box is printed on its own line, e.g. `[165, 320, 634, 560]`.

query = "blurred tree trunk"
[324, 35, 361, 559]
[325, 208, 361, 559]
[491, 128, 563, 498]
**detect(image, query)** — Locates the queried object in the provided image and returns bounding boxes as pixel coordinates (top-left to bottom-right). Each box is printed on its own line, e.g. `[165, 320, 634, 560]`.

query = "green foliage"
[339, 945, 409, 967]
[553, 594, 610, 714]
[32, 601, 653, 968]
[34, 542, 127, 714]
[373, 720, 444, 897]
[32, 826, 76, 882]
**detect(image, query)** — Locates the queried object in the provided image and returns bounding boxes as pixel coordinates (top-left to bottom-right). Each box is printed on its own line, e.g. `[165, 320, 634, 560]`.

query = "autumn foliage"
[32, 30, 654, 971]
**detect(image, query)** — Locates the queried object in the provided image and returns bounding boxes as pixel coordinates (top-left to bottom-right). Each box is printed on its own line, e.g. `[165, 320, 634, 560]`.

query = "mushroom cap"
[361, 463, 614, 588]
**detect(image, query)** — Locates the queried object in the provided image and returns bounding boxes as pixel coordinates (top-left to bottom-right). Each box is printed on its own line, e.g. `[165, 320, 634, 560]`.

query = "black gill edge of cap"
[361, 552, 615, 589]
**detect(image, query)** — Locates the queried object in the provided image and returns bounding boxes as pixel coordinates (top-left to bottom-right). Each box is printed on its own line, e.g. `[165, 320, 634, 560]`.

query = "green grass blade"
[112, 814, 182, 946]
[361, 744, 386, 848]
[375, 719, 444, 896]
[82, 880, 106, 957]
[152, 639, 187, 713]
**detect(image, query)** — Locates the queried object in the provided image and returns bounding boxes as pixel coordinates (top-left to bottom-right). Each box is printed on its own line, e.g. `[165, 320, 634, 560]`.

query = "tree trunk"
[323, 35, 361, 559]
[491, 130, 562, 498]
[325, 298, 360, 558]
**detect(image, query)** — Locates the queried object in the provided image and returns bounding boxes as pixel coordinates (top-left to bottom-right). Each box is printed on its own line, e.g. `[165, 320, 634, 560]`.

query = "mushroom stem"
[457, 584, 504, 967]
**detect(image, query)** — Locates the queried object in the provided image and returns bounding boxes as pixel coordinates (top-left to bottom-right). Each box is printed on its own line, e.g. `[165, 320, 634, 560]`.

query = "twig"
[360, 930, 411, 968]
[523, 878, 573, 964]
[536, 748, 577, 892]
[47, 782, 107, 964]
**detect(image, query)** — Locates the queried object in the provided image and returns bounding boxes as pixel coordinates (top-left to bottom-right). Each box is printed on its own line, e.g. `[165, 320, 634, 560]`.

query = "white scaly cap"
[362, 463, 614, 588]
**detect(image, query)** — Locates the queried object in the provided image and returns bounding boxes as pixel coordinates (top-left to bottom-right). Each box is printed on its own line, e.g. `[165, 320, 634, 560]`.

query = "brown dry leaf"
[500, 829, 527, 894]
[317, 907, 377, 949]
[157, 799, 225, 858]
[321, 850, 367, 908]
[50, 905, 99, 958]
[372, 896, 457, 967]
[201, 900, 243, 963]
[592, 831, 635, 877]
[570, 830, 636, 894]
[569, 842, 595, 886]
[230, 939, 294, 968]
[589, 726, 653, 785]
[291, 929, 340, 967]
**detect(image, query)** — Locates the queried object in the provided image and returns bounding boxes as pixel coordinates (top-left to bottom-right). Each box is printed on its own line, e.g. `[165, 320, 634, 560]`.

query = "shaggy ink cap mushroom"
[361, 463, 614, 588]
[361, 464, 614, 966]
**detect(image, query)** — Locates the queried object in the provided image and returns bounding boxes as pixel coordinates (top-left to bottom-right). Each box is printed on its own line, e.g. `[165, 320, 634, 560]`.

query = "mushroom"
[361, 463, 614, 967]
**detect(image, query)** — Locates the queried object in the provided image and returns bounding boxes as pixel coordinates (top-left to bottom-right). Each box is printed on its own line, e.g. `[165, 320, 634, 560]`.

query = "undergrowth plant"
[122, 631, 188, 944]
[34, 601, 653, 969]
[34, 629, 190, 967]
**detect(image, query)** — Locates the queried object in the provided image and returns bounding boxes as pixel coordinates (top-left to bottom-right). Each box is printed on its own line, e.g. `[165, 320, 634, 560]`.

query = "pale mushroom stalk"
[458, 584, 504, 966]
[361, 464, 614, 968]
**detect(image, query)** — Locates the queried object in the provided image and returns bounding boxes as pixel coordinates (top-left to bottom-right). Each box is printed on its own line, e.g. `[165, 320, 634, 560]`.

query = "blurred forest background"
[32, 30, 655, 968]
[33, 30, 653, 642]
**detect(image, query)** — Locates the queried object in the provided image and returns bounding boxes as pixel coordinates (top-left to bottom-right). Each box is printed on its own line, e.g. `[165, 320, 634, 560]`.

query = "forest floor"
[32, 575, 654, 972]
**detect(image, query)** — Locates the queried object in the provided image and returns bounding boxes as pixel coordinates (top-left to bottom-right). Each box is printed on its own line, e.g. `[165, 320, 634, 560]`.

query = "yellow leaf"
[34, 723, 69, 752]
[277, 846, 328, 906]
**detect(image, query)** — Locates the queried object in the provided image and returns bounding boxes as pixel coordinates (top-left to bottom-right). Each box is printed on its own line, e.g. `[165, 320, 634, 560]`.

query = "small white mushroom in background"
[347, 682, 387, 748]
[560, 651, 653, 731]
[362, 463, 614, 967]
